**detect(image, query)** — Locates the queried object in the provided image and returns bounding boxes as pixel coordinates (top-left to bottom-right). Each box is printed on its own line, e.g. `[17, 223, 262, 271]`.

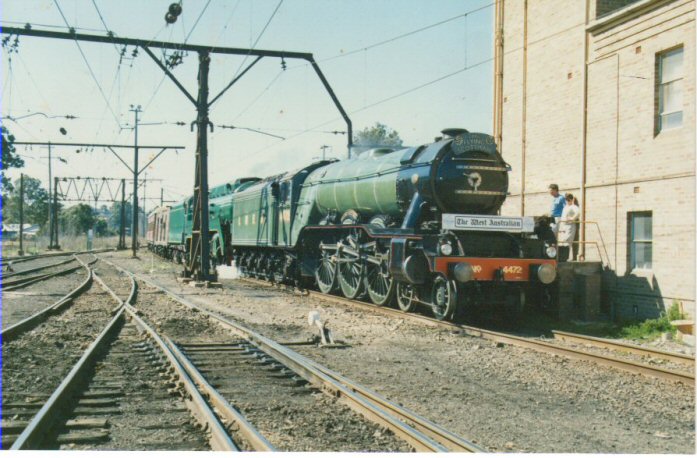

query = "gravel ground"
[1, 269, 88, 328]
[58, 319, 211, 451]
[102, 252, 696, 453]
[2, 253, 77, 273]
[133, 281, 411, 452]
[541, 337, 694, 374]
[89, 259, 135, 299]
[2, 282, 118, 448]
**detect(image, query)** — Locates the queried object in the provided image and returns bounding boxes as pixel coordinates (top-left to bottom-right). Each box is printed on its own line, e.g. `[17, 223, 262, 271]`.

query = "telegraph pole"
[160, 188, 164, 207]
[142, 171, 147, 236]
[50, 177, 60, 249]
[130, 105, 141, 258]
[18, 173, 24, 255]
[46, 142, 55, 249]
[118, 178, 126, 250]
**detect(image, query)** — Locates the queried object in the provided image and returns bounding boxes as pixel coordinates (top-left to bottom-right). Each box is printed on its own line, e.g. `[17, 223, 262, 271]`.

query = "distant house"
[2, 224, 40, 240]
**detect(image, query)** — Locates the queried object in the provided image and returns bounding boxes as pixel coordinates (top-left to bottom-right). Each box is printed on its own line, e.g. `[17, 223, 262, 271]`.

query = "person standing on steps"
[558, 193, 580, 262]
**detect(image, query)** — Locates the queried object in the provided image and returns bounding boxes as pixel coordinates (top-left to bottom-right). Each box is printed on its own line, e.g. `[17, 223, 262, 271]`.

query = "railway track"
[3, 262, 239, 450]
[2, 262, 123, 448]
[2, 257, 84, 291]
[97, 256, 484, 452]
[239, 277, 695, 387]
[1, 255, 96, 340]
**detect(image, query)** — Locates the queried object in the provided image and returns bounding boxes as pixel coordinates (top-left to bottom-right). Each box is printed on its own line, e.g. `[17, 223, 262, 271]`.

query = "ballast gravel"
[101, 252, 695, 453]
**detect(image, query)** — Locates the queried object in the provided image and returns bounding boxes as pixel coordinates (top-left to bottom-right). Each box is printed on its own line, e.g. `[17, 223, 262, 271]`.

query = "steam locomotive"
[147, 129, 558, 320]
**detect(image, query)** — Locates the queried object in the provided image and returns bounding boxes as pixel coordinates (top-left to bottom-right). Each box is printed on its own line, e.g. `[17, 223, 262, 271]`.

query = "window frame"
[628, 211, 653, 271]
[655, 46, 684, 134]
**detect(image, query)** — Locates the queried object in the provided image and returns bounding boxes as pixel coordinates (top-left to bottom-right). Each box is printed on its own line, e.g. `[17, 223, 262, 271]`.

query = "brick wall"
[498, 0, 695, 319]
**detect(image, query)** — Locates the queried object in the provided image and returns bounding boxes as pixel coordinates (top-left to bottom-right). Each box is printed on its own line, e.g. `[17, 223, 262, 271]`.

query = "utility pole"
[46, 142, 55, 249]
[130, 105, 141, 258]
[160, 188, 164, 207]
[50, 177, 60, 249]
[18, 173, 24, 255]
[118, 178, 126, 250]
[142, 171, 147, 236]
[188, 51, 212, 281]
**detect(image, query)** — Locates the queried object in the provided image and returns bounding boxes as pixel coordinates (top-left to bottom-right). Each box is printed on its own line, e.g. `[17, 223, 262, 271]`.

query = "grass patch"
[616, 315, 675, 341]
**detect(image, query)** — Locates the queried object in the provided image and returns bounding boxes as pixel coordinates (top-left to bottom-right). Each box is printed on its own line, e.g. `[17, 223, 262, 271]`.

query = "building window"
[629, 212, 652, 270]
[657, 47, 683, 132]
[596, 0, 640, 18]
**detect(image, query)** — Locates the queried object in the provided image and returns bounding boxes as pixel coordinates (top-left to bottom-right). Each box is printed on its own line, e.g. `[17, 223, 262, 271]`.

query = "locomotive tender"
[148, 129, 558, 320]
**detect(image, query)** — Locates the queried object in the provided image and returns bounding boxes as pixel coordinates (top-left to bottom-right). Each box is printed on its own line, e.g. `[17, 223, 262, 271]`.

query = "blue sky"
[1, 0, 494, 206]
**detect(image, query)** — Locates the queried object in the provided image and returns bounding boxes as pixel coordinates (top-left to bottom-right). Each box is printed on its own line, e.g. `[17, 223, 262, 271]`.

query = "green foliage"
[108, 201, 132, 230]
[59, 204, 95, 236]
[3, 175, 50, 229]
[1, 126, 24, 193]
[353, 122, 403, 154]
[667, 301, 685, 321]
[94, 219, 111, 236]
[618, 315, 676, 341]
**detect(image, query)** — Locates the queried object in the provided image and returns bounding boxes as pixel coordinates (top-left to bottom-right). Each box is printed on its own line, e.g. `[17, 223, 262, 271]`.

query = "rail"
[1, 255, 97, 341]
[97, 255, 484, 452]
[552, 330, 694, 367]
[240, 277, 694, 386]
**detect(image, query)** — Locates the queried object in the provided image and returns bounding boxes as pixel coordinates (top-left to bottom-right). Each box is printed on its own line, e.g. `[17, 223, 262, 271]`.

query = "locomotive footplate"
[432, 257, 557, 283]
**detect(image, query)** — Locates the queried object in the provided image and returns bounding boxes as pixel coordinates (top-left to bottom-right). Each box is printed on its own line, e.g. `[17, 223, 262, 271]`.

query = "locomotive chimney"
[441, 128, 469, 138]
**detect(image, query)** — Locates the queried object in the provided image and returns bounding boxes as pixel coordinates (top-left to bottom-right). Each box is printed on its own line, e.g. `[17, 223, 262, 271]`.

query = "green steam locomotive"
[147, 129, 558, 320]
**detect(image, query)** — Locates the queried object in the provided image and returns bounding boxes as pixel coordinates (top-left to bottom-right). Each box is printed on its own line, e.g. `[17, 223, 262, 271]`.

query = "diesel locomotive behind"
[148, 129, 558, 321]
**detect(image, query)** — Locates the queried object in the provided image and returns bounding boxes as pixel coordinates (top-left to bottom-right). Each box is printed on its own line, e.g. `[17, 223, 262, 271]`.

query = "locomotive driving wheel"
[337, 230, 365, 299]
[430, 275, 457, 321]
[315, 248, 337, 293]
[364, 257, 395, 306]
[396, 282, 417, 312]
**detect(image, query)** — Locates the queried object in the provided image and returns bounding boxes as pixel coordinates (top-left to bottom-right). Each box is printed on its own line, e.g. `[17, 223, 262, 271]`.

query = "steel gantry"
[13, 141, 182, 254]
[2, 25, 353, 281]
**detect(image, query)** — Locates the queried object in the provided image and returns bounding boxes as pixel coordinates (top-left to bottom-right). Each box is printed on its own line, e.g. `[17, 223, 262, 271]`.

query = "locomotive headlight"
[545, 245, 557, 259]
[439, 242, 453, 256]
[537, 263, 557, 284]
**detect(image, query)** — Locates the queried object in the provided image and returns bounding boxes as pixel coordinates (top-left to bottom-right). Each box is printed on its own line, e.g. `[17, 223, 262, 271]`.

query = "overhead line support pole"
[51, 177, 60, 249]
[4, 26, 353, 281]
[18, 173, 24, 255]
[307, 59, 353, 157]
[130, 106, 141, 258]
[189, 51, 212, 281]
[119, 178, 126, 250]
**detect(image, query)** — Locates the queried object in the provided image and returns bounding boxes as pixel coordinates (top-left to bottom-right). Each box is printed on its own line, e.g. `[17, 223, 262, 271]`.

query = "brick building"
[492, 0, 695, 319]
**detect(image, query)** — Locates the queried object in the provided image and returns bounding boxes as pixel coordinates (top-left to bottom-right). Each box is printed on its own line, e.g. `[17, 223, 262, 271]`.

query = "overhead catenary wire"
[247, 16, 590, 157]
[52, 0, 122, 128]
[90, 0, 120, 54]
[229, 1, 488, 121]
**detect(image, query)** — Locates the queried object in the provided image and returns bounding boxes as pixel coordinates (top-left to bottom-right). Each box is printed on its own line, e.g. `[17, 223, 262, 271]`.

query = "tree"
[108, 201, 132, 231]
[94, 219, 111, 236]
[59, 204, 95, 236]
[3, 175, 50, 229]
[1, 126, 24, 194]
[352, 122, 403, 155]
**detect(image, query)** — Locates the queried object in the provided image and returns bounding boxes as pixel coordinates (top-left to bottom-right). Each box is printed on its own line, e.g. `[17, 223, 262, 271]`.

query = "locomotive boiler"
[148, 129, 558, 321]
